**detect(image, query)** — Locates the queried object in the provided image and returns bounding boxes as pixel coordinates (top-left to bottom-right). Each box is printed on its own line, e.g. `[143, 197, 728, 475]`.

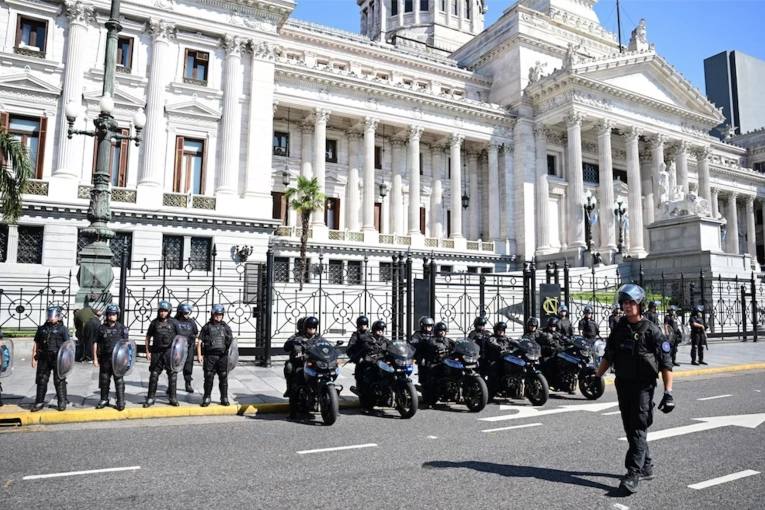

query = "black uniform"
[525, 330, 541, 343]
[176, 317, 199, 387]
[664, 315, 681, 364]
[558, 317, 574, 338]
[33, 322, 71, 408]
[418, 334, 454, 384]
[537, 330, 563, 358]
[346, 330, 374, 382]
[609, 314, 620, 331]
[644, 311, 659, 326]
[283, 333, 318, 392]
[348, 333, 388, 385]
[485, 334, 517, 364]
[0, 330, 4, 407]
[409, 331, 433, 380]
[200, 321, 234, 402]
[95, 321, 129, 408]
[468, 329, 491, 360]
[578, 318, 600, 340]
[605, 317, 672, 476]
[146, 317, 182, 400]
[689, 315, 706, 364]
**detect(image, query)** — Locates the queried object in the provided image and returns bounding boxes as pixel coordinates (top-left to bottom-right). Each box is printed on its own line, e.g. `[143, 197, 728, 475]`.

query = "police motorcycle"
[539, 335, 605, 400]
[486, 337, 549, 406]
[353, 340, 418, 419]
[419, 339, 488, 412]
[290, 338, 344, 425]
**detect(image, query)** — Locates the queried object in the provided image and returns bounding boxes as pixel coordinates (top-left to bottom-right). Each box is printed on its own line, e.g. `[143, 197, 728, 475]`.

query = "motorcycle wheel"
[464, 376, 488, 413]
[320, 385, 340, 425]
[525, 372, 549, 407]
[579, 373, 605, 400]
[395, 381, 418, 419]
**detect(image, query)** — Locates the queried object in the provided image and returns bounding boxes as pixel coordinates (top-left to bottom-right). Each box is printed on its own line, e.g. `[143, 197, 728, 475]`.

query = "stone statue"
[528, 61, 547, 83]
[667, 161, 678, 198]
[563, 42, 581, 69]
[628, 19, 649, 52]
[658, 163, 670, 205]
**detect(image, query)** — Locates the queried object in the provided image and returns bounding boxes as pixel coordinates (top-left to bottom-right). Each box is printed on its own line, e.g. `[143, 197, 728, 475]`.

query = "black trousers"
[149, 349, 173, 375]
[670, 335, 681, 363]
[98, 357, 125, 402]
[615, 379, 655, 474]
[203, 353, 228, 396]
[36, 351, 65, 399]
[183, 340, 195, 383]
[690, 335, 705, 362]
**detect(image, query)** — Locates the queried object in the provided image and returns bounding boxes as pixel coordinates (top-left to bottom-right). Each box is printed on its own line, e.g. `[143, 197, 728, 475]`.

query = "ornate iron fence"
[0, 270, 74, 331]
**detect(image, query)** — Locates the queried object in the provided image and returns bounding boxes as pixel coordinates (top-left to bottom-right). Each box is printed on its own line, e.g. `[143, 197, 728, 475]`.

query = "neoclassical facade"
[1, 0, 764, 279]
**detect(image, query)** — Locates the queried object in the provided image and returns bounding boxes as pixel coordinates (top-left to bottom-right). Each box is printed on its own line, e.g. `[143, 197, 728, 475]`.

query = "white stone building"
[1, 0, 764, 282]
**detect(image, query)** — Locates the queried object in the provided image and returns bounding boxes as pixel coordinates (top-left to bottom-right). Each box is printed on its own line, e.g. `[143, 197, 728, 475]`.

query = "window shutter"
[173, 136, 184, 192]
[199, 138, 207, 195]
[0, 112, 8, 166]
[15, 15, 21, 47]
[118, 128, 129, 187]
[35, 116, 47, 179]
[183, 49, 189, 78]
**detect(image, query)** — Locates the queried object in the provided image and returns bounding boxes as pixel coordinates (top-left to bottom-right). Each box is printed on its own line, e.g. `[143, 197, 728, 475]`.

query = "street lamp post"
[461, 162, 469, 210]
[582, 189, 597, 252]
[614, 196, 627, 255]
[66, 0, 144, 308]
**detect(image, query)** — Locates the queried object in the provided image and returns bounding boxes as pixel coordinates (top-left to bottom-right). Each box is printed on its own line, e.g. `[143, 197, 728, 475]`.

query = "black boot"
[168, 372, 179, 407]
[144, 373, 158, 408]
[96, 371, 110, 409]
[0, 382, 3, 407]
[55, 380, 67, 412]
[283, 374, 292, 398]
[32, 382, 46, 412]
[201, 375, 212, 407]
[115, 378, 126, 411]
[185, 378, 194, 393]
[219, 378, 230, 406]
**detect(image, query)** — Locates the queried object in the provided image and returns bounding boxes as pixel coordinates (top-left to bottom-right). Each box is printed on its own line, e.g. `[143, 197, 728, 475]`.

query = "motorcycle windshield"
[387, 341, 415, 360]
[571, 336, 592, 351]
[307, 340, 338, 362]
[453, 339, 480, 358]
[518, 338, 542, 357]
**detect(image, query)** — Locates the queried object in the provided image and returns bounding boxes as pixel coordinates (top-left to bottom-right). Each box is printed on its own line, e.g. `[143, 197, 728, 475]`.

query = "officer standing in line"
[664, 306, 682, 367]
[467, 316, 491, 359]
[94, 305, 129, 411]
[609, 304, 621, 331]
[31, 306, 71, 412]
[596, 284, 674, 494]
[143, 301, 182, 408]
[175, 303, 199, 393]
[644, 301, 660, 325]
[197, 305, 235, 407]
[689, 305, 708, 366]
[578, 306, 600, 340]
[282, 317, 306, 397]
[557, 305, 574, 338]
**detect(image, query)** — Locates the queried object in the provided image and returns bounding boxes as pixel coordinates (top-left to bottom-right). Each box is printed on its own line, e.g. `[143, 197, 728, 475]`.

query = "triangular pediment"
[0, 71, 60, 95]
[83, 87, 145, 108]
[165, 99, 221, 120]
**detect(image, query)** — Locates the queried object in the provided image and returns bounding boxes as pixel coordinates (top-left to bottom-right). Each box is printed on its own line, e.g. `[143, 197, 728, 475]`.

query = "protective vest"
[558, 317, 573, 336]
[579, 319, 599, 338]
[40, 324, 66, 354]
[176, 319, 196, 340]
[98, 322, 126, 357]
[153, 319, 175, 349]
[612, 319, 660, 382]
[205, 323, 228, 353]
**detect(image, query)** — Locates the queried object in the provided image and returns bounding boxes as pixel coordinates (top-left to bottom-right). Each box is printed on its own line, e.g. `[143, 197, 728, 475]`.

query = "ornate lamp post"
[66, 0, 144, 308]
[614, 196, 627, 255]
[281, 165, 291, 187]
[582, 189, 597, 252]
[379, 181, 389, 199]
[461, 163, 469, 209]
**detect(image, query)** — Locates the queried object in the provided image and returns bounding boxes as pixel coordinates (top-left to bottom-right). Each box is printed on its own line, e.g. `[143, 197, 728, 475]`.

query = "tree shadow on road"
[422, 460, 625, 497]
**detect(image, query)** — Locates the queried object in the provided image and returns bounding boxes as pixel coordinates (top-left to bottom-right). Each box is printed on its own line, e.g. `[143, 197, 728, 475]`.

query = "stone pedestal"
[75, 241, 114, 309]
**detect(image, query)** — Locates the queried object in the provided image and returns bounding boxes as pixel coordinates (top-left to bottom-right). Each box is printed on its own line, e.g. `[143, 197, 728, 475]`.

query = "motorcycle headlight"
[463, 356, 477, 364]
[316, 360, 329, 370]
[394, 358, 409, 367]
[526, 353, 539, 361]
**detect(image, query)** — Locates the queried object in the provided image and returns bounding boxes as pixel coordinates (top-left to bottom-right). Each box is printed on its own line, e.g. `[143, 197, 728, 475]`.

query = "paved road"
[1, 371, 764, 510]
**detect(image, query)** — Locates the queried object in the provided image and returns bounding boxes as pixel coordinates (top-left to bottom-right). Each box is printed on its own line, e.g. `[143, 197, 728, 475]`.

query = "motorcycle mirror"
[336, 340, 345, 347]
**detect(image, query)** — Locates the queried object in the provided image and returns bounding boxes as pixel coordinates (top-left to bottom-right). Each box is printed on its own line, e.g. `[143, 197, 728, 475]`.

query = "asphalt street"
[1, 370, 763, 510]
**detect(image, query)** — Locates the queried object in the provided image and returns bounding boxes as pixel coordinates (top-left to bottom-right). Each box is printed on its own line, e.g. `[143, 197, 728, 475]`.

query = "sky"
[290, 0, 765, 95]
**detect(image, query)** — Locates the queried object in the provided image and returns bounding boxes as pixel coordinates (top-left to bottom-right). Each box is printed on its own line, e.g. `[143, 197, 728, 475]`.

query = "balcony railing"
[162, 193, 216, 210]
[77, 185, 136, 203]
[25, 179, 49, 196]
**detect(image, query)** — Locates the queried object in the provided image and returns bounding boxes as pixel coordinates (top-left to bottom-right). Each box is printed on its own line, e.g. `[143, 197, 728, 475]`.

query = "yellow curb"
[602, 362, 765, 386]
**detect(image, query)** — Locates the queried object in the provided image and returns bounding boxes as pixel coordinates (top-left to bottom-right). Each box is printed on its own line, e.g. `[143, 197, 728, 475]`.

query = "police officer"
[143, 301, 182, 408]
[93, 305, 129, 411]
[645, 301, 660, 325]
[557, 305, 574, 338]
[538, 317, 563, 358]
[31, 306, 71, 412]
[525, 317, 541, 342]
[689, 305, 708, 366]
[596, 284, 674, 494]
[664, 306, 682, 367]
[0, 329, 5, 407]
[578, 306, 600, 340]
[609, 304, 622, 331]
[346, 317, 376, 387]
[486, 322, 516, 363]
[410, 316, 435, 380]
[346, 316, 370, 363]
[419, 322, 454, 385]
[175, 303, 199, 393]
[197, 305, 235, 407]
[283, 316, 320, 396]
[467, 317, 491, 358]
[282, 317, 307, 397]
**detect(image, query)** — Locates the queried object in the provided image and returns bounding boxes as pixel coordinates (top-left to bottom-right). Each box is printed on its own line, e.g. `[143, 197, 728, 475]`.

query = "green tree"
[284, 176, 325, 290]
[0, 123, 32, 223]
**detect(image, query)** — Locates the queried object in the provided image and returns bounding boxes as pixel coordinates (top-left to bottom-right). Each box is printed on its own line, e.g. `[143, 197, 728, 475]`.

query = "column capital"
[301, 121, 314, 134]
[711, 187, 720, 197]
[364, 116, 379, 132]
[746, 194, 755, 206]
[693, 145, 713, 160]
[430, 143, 446, 154]
[672, 140, 691, 155]
[408, 125, 424, 142]
[149, 19, 176, 43]
[533, 124, 549, 138]
[272, 101, 278, 115]
[64, 0, 94, 26]
[727, 191, 739, 201]
[639, 150, 652, 164]
[250, 40, 281, 61]
[467, 150, 480, 161]
[648, 134, 668, 150]
[449, 133, 464, 148]
[595, 119, 616, 137]
[501, 143, 514, 155]
[565, 111, 586, 128]
[222, 35, 246, 57]
[486, 143, 501, 154]
[347, 130, 363, 141]
[621, 126, 642, 143]
[314, 108, 331, 125]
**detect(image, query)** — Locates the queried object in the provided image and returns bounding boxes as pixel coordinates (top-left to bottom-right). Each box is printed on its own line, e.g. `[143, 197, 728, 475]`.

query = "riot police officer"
[468, 316, 491, 358]
[418, 321, 454, 385]
[557, 305, 574, 338]
[31, 306, 71, 412]
[538, 317, 563, 358]
[578, 306, 600, 340]
[197, 305, 235, 407]
[689, 305, 708, 366]
[609, 304, 622, 331]
[645, 301, 660, 325]
[346, 316, 370, 362]
[525, 317, 540, 342]
[282, 317, 307, 397]
[410, 316, 435, 379]
[664, 306, 682, 367]
[283, 316, 320, 396]
[596, 284, 674, 494]
[346, 317, 377, 386]
[143, 301, 182, 408]
[175, 303, 199, 393]
[94, 305, 129, 411]
[486, 322, 517, 363]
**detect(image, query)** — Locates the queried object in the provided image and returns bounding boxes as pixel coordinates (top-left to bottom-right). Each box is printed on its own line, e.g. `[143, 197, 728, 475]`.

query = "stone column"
[217, 35, 245, 196]
[449, 134, 464, 238]
[390, 138, 406, 234]
[711, 187, 720, 218]
[300, 122, 313, 178]
[675, 141, 690, 196]
[534, 125, 551, 254]
[726, 193, 740, 254]
[746, 195, 757, 264]
[566, 112, 586, 249]
[467, 150, 480, 239]
[346, 131, 362, 231]
[430, 145, 444, 239]
[502, 143, 516, 247]
[649, 134, 667, 221]
[362, 117, 379, 231]
[695, 146, 712, 203]
[311, 108, 330, 227]
[138, 19, 175, 188]
[639, 150, 653, 250]
[487, 143, 501, 241]
[408, 126, 424, 235]
[624, 127, 646, 256]
[596, 120, 616, 252]
[56, 0, 94, 178]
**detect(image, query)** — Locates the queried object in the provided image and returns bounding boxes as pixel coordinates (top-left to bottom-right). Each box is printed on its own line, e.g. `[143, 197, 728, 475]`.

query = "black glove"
[658, 392, 675, 413]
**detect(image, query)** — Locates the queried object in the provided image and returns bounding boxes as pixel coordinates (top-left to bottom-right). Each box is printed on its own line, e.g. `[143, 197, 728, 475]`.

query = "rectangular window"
[481, 267, 493, 274]
[274, 256, 289, 283]
[446, 210, 451, 237]
[15, 16, 47, 54]
[420, 207, 426, 235]
[467, 266, 478, 274]
[420, 0, 428, 11]
[374, 202, 382, 232]
[325, 197, 340, 230]
[17, 226, 44, 264]
[273, 131, 289, 157]
[0, 224, 8, 263]
[78, 231, 132, 267]
[583, 162, 600, 184]
[6, 114, 46, 179]
[347, 261, 362, 285]
[190, 237, 212, 271]
[162, 235, 184, 270]
[440, 265, 453, 274]
[391, 0, 399, 16]
[754, 162, 765, 173]
[613, 168, 628, 184]
[440, 0, 446, 11]
[419, 152, 424, 175]
[328, 260, 343, 284]
[465, 0, 470, 19]
[547, 154, 556, 176]
[117, 37, 133, 70]
[325, 139, 338, 163]
[271, 191, 289, 226]
[173, 136, 206, 195]
[183, 49, 209, 85]
[379, 262, 392, 282]
[93, 128, 129, 187]
[374, 146, 382, 170]
[404, 0, 413, 12]
[447, 156, 451, 179]
[451, 0, 458, 15]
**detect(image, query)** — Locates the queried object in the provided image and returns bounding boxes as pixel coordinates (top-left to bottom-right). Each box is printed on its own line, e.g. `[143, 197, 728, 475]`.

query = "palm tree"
[0, 122, 32, 223]
[284, 176, 325, 290]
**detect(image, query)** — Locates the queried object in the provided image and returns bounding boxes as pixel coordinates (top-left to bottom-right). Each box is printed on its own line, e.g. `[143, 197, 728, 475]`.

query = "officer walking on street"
[31, 306, 71, 412]
[689, 305, 708, 365]
[94, 305, 129, 411]
[197, 305, 235, 407]
[664, 306, 682, 367]
[596, 284, 674, 494]
[143, 301, 182, 408]
[578, 306, 600, 340]
[175, 303, 199, 393]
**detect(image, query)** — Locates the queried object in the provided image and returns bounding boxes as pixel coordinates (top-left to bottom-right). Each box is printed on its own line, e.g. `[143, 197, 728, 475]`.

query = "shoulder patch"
[124, 328, 129, 335]
[661, 341, 671, 353]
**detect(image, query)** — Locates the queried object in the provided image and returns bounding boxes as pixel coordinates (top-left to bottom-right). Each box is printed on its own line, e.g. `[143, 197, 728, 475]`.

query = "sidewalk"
[1, 339, 764, 425]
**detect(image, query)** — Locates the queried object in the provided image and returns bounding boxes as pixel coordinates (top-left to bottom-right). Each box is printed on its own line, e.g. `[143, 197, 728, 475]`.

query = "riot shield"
[0, 339, 13, 379]
[57, 339, 76, 379]
[169, 335, 188, 373]
[112, 338, 137, 378]
[227, 339, 239, 373]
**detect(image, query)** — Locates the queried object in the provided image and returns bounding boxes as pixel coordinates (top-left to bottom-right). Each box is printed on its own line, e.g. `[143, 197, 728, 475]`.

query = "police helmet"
[46, 305, 62, 321]
[473, 316, 488, 328]
[212, 304, 225, 316]
[158, 301, 172, 313]
[105, 304, 120, 316]
[692, 305, 704, 314]
[178, 303, 192, 315]
[616, 284, 646, 308]
[420, 316, 435, 330]
[297, 317, 306, 334]
[434, 322, 448, 333]
[558, 305, 568, 313]
[493, 321, 507, 333]
[649, 301, 659, 309]
[612, 304, 621, 311]
[304, 316, 320, 330]
[584, 306, 594, 314]
[546, 317, 560, 329]
[356, 315, 369, 329]
[371, 320, 386, 333]
[668, 305, 679, 312]
[526, 317, 539, 329]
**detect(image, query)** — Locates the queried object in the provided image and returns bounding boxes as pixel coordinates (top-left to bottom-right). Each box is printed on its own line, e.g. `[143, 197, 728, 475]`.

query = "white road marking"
[23, 466, 140, 480]
[620, 413, 765, 442]
[688, 470, 760, 490]
[297, 443, 378, 455]
[480, 401, 619, 422]
[602, 411, 622, 416]
[427, 436, 438, 439]
[613, 504, 630, 510]
[482, 423, 543, 433]
[697, 394, 732, 401]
